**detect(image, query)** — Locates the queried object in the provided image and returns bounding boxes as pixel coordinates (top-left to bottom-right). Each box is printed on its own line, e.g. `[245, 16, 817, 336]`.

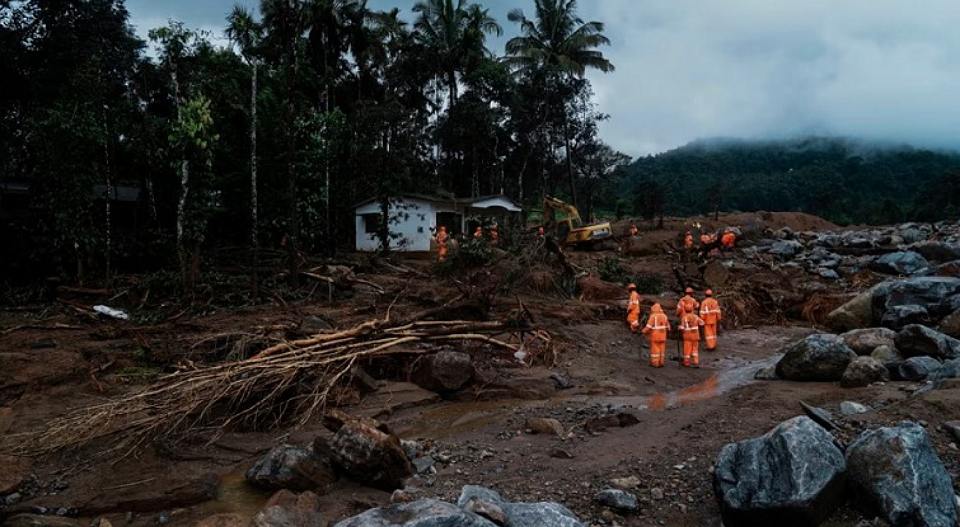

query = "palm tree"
[225, 5, 263, 292]
[505, 0, 613, 208]
[412, 0, 501, 109]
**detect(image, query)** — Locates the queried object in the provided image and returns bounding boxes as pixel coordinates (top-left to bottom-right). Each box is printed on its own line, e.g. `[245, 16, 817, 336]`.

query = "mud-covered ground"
[2, 212, 960, 527]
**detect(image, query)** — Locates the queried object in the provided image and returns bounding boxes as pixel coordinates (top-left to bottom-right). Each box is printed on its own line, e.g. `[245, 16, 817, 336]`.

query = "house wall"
[355, 198, 437, 252]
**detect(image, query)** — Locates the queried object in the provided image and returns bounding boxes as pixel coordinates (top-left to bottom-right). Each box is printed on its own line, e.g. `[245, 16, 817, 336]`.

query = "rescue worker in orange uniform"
[538, 226, 545, 237]
[684, 231, 694, 249]
[700, 232, 716, 247]
[642, 303, 671, 367]
[699, 289, 722, 351]
[680, 304, 705, 367]
[626, 283, 642, 333]
[721, 229, 736, 249]
[474, 226, 484, 240]
[676, 287, 700, 317]
[629, 224, 639, 237]
[435, 226, 449, 262]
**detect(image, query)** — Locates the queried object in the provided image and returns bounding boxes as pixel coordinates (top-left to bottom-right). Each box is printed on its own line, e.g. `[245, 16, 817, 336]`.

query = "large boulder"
[826, 290, 875, 332]
[253, 490, 324, 527]
[894, 325, 960, 360]
[910, 241, 960, 263]
[768, 240, 804, 258]
[938, 310, 960, 339]
[333, 499, 497, 527]
[895, 356, 943, 381]
[870, 251, 930, 276]
[320, 415, 414, 491]
[713, 416, 846, 527]
[840, 328, 896, 355]
[246, 445, 336, 492]
[880, 304, 930, 330]
[846, 422, 957, 527]
[411, 351, 475, 394]
[775, 334, 857, 382]
[456, 486, 584, 527]
[873, 277, 960, 324]
[841, 356, 889, 388]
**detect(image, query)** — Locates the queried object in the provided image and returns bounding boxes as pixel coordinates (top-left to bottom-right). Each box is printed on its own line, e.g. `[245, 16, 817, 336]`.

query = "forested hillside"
[622, 137, 960, 226]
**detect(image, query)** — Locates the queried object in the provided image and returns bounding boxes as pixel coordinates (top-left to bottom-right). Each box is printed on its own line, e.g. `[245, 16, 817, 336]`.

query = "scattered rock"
[411, 351, 475, 394]
[608, 476, 640, 490]
[252, 489, 324, 527]
[910, 241, 960, 263]
[333, 499, 496, 527]
[895, 325, 960, 360]
[839, 401, 870, 416]
[775, 334, 857, 382]
[462, 498, 508, 526]
[549, 373, 573, 390]
[650, 488, 664, 501]
[896, 356, 943, 381]
[846, 422, 957, 527]
[870, 344, 902, 365]
[875, 277, 960, 325]
[245, 445, 336, 492]
[841, 328, 896, 355]
[456, 486, 585, 527]
[548, 448, 575, 460]
[594, 489, 638, 513]
[713, 416, 846, 527]
[870, 251, 930, 276]
[321, 414, 414, 490]
[841, 356, 889, 388]
[525, 417, 564, 437]
[768, 240, 803, 258]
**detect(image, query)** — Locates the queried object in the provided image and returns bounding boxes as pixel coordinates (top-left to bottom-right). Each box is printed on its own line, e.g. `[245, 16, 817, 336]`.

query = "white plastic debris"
[93, 305, 129, 320]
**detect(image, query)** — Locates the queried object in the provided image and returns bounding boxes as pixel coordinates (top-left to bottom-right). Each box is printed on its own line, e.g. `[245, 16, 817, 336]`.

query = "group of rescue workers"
[627, 284, 722, 368]
[434, 223, 500, 263]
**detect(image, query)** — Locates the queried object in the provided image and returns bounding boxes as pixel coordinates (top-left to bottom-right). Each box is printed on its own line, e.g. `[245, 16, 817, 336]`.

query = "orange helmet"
[627, 283, 637, 291]
[705, 289, 713, 296]
[685, 287, 694, 294]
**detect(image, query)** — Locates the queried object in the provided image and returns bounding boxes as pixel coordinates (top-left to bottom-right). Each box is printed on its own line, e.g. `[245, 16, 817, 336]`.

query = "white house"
[354, 194, 522, 252]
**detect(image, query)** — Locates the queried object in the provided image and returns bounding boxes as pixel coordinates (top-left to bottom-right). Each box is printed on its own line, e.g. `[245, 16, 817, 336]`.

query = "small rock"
[839, 401, 870, 416]
[650, 488, 664, 500]
[841, 356, 889, 388]
[525, 417, 564, 437]
[775, 334, 856, 382]
[463, 498, 508, 526]
[411, 351, 475, 393]
[608, 476, 640, 490]
[870, 344, 902, 365]
[549, 448, 575, 459]
[896, 356, 942, 381]
[252, 490, 324, 527]
[245, 445, 336, 492]
[841, 328, 896, 355]
[594, 489, 639, 513]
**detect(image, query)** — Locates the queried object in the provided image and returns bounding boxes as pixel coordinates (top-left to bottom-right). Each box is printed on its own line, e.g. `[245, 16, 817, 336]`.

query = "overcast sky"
[125, 0, 960, 157]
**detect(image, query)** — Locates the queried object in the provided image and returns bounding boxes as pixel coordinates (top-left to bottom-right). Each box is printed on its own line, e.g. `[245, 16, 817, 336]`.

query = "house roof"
[354, 193, 522, 211]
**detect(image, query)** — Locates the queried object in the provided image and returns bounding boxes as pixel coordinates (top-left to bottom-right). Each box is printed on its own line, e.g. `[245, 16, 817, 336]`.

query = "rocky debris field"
[2, 213, 960, 527]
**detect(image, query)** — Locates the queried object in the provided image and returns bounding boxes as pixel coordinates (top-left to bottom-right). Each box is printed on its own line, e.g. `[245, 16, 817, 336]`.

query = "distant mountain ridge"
[622, 136, 960, 225]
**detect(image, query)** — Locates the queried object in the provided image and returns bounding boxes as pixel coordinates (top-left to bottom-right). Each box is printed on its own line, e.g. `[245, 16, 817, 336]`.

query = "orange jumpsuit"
[721, 232, 736, 249]
[435, 228, 449, 262]
[700, 297, 722, 351]
[474, 227, 483, 240]
[675, 295, 700, 318]
[684, 232, 694, 249]
[680, 311, 705, 367]
[629, 225, 639, 237]
[642, 304, 671, 367]
[626, 291, 642, 333]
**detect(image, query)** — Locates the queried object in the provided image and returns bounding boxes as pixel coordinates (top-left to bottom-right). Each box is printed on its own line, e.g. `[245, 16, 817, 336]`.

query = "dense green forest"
[0, 0, 625, 284]
[623, 137, 960, 226]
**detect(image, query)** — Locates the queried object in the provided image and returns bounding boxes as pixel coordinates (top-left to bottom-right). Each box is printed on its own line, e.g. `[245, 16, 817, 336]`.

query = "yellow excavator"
[542, 196, 613, 248]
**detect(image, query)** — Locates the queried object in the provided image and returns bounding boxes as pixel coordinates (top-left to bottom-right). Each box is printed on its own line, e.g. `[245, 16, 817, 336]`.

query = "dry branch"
[11, 315, 538, 457]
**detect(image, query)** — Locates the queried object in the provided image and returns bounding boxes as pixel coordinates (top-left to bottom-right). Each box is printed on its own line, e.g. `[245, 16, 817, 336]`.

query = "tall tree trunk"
[102, 106, 112, 281]
[563, 111, 577, 209]
[172, 69, 192, 291]
[250, 62, 259, 297]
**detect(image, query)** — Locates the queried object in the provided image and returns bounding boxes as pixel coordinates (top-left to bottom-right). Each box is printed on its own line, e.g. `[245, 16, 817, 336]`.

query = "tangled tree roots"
[10, 316, 541, 457]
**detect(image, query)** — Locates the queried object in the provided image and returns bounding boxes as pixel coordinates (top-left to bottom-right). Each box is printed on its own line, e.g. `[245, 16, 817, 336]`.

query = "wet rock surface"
[713, 416, 846, 527]
[776, 334, 857, 381]
[846, 422, 957, 527]
[246, 445, 336, 492]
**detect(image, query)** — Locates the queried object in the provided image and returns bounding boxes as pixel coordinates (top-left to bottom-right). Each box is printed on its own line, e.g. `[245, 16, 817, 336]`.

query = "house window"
[362, 213, 381, 234]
